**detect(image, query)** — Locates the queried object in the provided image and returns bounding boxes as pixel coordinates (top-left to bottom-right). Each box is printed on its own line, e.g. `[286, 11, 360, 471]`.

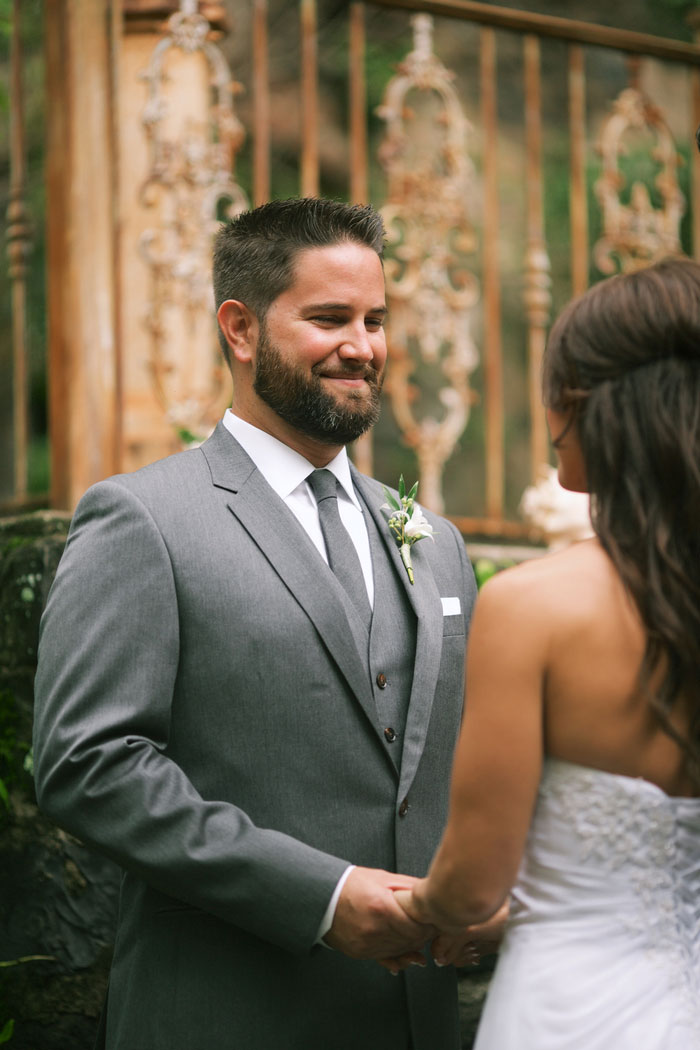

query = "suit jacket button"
[398, 797, 409, 817]
[384, 727, 396, 743]
[376, 672, 387, 689]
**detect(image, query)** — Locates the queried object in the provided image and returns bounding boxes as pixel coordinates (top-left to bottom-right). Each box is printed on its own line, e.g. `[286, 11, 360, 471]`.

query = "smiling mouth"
[322, 374, 368, 386]
[315, 366, 379, 387]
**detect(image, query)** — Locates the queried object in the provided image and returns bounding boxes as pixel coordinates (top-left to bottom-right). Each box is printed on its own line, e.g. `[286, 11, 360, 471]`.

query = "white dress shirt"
[223, 410, 374, 607]
[222, 409, 361, 941]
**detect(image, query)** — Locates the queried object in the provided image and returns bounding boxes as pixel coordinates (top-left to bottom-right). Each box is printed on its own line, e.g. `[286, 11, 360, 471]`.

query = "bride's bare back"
[509, 537, 694, 797]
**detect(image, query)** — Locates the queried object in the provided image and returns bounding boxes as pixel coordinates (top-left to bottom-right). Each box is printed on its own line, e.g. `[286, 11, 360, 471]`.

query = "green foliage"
[28, 435, 49, 496]
[0, 536, 32, 556]
[472, 557, 516, 589]
[0, 696, 19, 769]
[0, 691, 30, 818]
[176, 427, 204, 447]
[383, 486, 401, 512]
[0, 1019, 13, 1046]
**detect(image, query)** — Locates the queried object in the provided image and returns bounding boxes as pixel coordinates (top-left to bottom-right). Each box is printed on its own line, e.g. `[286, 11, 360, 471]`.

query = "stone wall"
[0, 513, 120, 1050]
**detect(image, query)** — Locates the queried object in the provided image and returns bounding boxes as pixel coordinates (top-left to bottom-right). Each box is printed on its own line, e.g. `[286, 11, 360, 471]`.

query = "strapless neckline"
[544, 755, 700, 804]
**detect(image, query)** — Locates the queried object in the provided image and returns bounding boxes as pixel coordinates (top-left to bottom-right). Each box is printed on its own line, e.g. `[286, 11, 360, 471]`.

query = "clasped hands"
[324, 866, 508, 974]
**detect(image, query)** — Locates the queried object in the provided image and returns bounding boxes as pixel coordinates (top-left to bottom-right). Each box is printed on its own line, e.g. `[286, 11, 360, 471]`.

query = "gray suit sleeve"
[33, 480, 348, 955]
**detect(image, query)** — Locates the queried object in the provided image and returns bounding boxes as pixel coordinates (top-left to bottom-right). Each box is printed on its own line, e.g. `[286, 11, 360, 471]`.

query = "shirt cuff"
[316, 865, 355, 947]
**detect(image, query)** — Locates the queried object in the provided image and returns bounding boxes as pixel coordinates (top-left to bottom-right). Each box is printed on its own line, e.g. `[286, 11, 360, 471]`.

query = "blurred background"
[2, 0, 699, 540]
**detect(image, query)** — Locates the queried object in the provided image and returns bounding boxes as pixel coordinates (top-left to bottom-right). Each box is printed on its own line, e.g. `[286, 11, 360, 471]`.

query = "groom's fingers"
[324, 866, 437, 959]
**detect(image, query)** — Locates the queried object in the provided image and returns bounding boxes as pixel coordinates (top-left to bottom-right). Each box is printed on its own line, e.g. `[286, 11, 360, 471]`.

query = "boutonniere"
[381, 476, 435, 585]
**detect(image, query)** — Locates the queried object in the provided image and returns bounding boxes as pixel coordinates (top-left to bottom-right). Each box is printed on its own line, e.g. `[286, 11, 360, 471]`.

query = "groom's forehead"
[277, 242, 386, 305]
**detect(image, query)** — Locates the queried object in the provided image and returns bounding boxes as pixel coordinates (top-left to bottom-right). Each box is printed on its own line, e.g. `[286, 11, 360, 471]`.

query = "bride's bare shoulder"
[476, 538, 615, 619]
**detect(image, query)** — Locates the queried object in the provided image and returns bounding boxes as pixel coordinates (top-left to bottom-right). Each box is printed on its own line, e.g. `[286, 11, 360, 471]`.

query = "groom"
[33, 197, 477, 1049]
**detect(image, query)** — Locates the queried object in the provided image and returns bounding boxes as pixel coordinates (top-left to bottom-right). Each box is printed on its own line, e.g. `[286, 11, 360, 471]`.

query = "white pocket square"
[441, 597, 461, 616]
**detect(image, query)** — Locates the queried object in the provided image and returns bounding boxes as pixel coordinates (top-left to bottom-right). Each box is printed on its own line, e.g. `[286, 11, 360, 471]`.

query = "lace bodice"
[475, 758, 700, 1050]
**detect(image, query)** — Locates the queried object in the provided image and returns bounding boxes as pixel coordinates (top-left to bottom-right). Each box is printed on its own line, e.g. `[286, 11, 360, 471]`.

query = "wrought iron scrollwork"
[139, 0, 248, 441]
[377, 14, 479, 514]
[594, 86, 684, 275]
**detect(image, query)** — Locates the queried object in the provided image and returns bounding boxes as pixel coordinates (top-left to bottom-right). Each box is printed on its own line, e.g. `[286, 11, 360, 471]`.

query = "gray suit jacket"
[33, 423, 477, 1050]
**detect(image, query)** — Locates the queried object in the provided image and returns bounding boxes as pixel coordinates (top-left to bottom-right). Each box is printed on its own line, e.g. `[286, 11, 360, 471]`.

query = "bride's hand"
[392, 887, 419, 921]
[431, 898, 510, 967]
[393, 882, 434, 924]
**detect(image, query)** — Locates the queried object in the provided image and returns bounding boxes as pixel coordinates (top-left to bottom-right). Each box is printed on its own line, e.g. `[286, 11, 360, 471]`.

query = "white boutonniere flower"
[381, 476, 435, 585]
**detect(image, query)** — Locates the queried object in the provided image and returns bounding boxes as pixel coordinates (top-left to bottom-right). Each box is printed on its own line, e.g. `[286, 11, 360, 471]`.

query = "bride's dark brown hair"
[543, 257, 700, 784]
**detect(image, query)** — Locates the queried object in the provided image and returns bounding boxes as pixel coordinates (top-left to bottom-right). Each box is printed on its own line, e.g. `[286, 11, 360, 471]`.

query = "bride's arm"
[400, 566, 549, 931]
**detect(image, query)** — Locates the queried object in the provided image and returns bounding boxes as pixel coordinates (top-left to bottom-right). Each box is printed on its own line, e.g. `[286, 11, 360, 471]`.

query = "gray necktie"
[307, 469, 372, 627]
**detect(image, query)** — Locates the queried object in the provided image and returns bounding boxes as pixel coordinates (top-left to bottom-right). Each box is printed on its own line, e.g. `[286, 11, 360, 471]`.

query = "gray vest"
[362, 493, 417, 769]
[314, 490, 417, 770]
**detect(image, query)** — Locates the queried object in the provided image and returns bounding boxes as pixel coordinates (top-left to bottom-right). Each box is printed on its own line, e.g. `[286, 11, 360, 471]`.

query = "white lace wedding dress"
[474, 758, 700, 1049]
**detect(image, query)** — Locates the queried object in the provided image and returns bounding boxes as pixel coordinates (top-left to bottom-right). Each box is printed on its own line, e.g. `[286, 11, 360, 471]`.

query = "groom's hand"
[323, 866, 437, 959]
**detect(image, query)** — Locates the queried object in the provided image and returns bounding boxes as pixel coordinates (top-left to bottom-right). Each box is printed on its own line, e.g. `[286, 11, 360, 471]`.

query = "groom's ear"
[217, 300, 259, 365]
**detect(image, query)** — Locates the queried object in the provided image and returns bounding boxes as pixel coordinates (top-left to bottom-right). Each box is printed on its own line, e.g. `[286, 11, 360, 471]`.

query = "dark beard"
[252, 328, 383, 446]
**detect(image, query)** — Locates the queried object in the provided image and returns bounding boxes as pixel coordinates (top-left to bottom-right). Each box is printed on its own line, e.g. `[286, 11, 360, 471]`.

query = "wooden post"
[45, 0, 121, 510]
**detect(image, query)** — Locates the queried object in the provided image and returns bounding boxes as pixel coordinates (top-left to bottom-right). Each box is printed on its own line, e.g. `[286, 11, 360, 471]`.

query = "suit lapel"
[200, 426, 381, 741]
[352, 470, 444, 800]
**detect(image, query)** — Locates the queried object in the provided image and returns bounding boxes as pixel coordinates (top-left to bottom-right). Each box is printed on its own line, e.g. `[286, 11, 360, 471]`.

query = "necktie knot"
[307, 468, 338, 504]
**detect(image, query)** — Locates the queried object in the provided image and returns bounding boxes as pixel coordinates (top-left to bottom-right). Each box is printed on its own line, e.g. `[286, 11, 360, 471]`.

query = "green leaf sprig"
[381, 476, 435, 584]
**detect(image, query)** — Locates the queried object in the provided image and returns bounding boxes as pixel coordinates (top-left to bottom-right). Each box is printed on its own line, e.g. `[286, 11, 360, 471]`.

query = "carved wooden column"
[120, 0, 244, 472]
[45, 0, 122, 510]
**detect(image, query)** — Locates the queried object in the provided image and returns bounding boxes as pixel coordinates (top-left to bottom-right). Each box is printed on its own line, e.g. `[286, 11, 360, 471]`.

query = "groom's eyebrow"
[304, 301, 388, 315]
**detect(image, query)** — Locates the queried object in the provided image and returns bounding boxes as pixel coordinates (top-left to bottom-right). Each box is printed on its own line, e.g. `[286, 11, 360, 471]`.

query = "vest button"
[376, 672, 387, 689]
[384, 727, 396, 743]
[398, 797, 409, 817]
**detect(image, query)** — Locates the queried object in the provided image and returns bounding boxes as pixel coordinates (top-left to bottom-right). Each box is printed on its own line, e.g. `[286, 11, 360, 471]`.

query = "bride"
[393, 257, 700, 1048]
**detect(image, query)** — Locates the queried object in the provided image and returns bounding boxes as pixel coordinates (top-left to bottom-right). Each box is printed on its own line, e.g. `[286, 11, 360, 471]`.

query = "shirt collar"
[223, 409, 361, 508]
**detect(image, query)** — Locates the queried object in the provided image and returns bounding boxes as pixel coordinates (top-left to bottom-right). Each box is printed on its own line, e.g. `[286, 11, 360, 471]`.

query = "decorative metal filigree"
[594, 87, 684, 275]
[140, 0, 248, 441]
[377, 14, 479, 514]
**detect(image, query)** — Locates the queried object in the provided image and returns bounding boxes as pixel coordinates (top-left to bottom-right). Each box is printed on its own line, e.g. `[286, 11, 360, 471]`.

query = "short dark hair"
[213, 197, 386, 363]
